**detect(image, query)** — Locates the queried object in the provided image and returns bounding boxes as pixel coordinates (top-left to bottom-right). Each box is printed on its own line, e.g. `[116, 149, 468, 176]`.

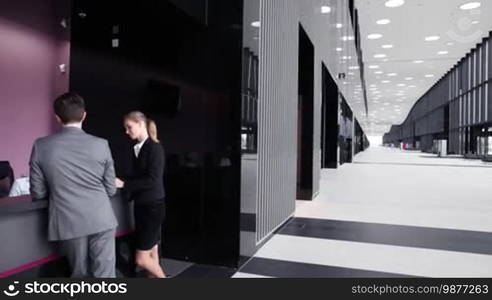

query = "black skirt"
[134, 199, 165, 251]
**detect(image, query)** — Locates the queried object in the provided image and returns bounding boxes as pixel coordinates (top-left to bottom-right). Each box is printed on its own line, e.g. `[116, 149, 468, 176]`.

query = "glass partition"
[239, 0, 260, 263]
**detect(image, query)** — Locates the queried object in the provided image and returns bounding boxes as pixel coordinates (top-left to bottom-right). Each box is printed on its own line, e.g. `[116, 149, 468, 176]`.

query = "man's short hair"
[53, 93, 86, 124]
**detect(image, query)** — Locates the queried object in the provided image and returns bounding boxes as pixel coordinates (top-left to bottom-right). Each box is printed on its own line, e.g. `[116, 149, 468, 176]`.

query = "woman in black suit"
[116, 111, 166, 278]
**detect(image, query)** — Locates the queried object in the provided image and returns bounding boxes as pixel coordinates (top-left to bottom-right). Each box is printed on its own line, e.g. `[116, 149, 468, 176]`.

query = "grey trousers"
[59, 228, 116, 278]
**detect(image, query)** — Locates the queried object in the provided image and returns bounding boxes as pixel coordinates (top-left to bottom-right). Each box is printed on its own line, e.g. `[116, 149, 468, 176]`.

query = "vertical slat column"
[256, 0, 298, 243]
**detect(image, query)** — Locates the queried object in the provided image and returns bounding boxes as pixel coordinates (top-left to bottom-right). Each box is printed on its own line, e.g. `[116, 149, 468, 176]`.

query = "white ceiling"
[355, 0, 492, 135]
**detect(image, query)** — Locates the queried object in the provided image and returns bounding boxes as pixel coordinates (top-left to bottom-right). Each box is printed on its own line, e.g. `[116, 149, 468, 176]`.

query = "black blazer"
[124, 138, 165, 205]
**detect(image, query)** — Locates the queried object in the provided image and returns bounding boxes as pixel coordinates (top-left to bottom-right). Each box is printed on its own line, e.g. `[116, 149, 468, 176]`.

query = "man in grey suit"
[29, 93, 118, 278]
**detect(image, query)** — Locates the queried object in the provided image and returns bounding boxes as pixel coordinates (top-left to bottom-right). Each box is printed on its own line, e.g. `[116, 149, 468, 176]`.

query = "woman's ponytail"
[147, 119, 159, 143]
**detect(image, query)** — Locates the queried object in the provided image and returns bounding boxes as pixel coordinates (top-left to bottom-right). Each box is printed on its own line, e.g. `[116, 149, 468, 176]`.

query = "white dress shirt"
[134, 138, 148, 158]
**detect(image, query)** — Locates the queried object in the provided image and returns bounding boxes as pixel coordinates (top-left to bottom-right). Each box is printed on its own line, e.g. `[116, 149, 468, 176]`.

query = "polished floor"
[233, 146, 492, 278]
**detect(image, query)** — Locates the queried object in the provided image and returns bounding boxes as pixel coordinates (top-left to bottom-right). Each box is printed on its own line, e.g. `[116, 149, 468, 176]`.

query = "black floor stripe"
[173, 264, 236, 278]
[278, 218, 492, 255]
[239, 257, 415, 278]
[353, 161, 492, 168]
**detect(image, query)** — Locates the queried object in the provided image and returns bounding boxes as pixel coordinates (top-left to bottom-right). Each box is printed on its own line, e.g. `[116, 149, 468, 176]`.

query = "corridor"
[234, 147, 492, 278]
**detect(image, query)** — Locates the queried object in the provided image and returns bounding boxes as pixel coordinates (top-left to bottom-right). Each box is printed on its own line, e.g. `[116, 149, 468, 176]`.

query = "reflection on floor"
[172, 263, 236, 278]
[233, 146, 492, 278]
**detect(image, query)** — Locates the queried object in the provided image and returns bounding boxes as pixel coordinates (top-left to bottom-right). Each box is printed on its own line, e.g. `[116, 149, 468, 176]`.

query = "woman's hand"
[115, 178, 125, 188]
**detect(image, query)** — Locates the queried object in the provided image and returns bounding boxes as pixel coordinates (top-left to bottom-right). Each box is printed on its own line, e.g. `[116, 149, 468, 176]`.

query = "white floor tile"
[232, 272, 273, 278]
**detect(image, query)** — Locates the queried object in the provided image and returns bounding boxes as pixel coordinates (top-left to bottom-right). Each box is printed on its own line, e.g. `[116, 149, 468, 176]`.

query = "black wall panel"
[70, 0, 244, 267]
[488, 83, 492, 122]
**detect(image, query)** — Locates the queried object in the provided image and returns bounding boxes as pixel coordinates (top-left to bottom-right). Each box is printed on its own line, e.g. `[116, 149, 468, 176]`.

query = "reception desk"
[0, 191, 135, 277]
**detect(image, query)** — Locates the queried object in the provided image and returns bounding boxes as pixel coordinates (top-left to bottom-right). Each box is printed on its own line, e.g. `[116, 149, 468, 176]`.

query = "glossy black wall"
[297, 25, 314, 200]
[321, 63, 339, 169]
[339, 97, 353, 165]
[70, 0, 243, 267]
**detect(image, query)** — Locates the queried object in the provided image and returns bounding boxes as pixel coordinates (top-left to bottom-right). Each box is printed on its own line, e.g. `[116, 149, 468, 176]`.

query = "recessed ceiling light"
[425, 35, 440, 41]
[336, 47, 343, 52]
[387, 73, 398, 77]
[460, 2, 481, 10]
[382, 80, 391, 83]
[376, 19, 391, 25]
[251, 21, 260, 27]
[385, 0, 405, 8]
[374, 71, 384, 74]
[397, 83, 406, 87]
[342, 36, 355, 41]
[349, 66, 359, 70]
[321, 6, 332, 14]
[374, 54, 387, 58]
[414, 60, 424, 64]
[369, 65, 380, 69]
[368, 33, 383, 40]
[336, 23, 343, 28]
[446, 42, 454, 46]
[438, 51, 449, 55]
[471, 20, 479, 24]
[405, 77, 413, 80]
[342, 56, 352, 60]
[382, 44, 394, 49]
[425, 74, 435, 78]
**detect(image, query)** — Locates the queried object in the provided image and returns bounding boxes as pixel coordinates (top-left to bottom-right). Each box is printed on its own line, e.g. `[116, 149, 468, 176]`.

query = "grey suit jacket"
[29, 127, 118, 241]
